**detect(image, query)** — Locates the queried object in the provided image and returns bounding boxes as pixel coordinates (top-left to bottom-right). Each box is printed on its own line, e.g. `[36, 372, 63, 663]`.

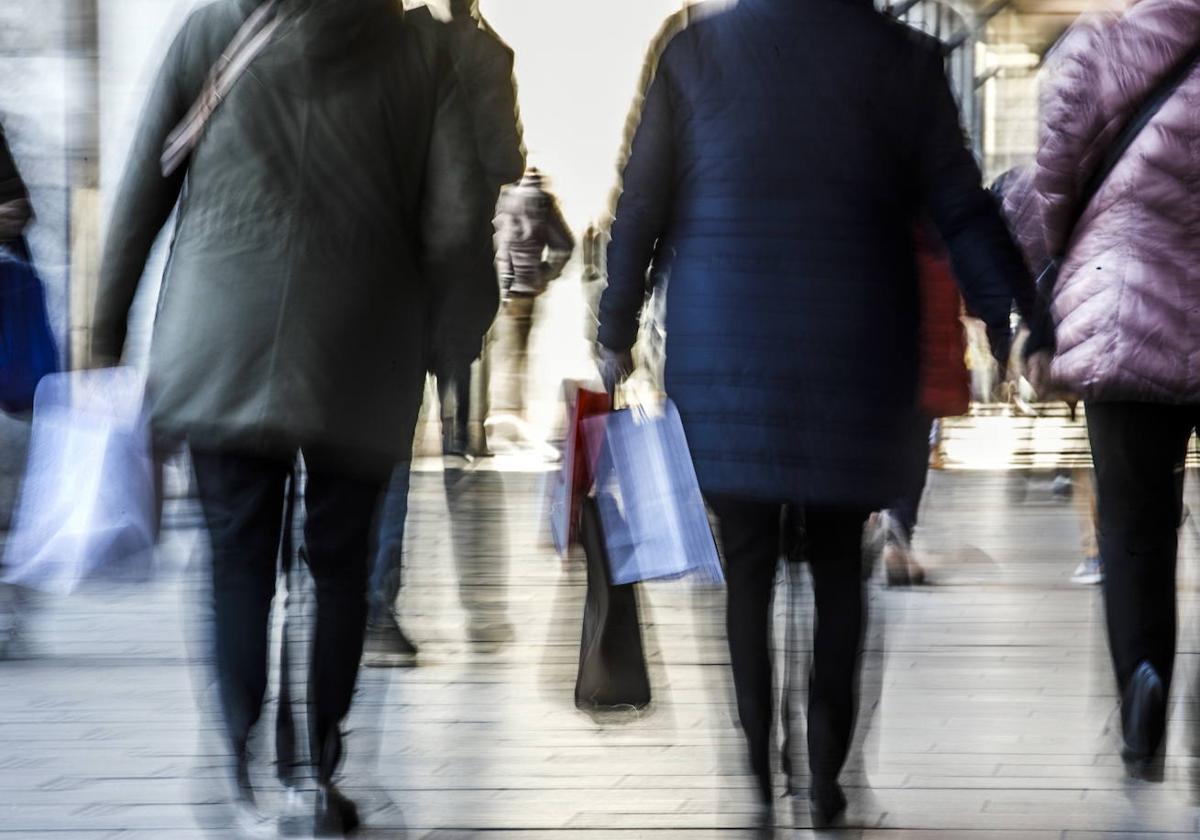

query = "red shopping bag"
[549, 382, 609, 554]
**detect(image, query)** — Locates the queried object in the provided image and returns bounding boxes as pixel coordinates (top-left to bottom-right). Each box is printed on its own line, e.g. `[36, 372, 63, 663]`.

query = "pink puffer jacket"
[1035, 0, 1200, 403]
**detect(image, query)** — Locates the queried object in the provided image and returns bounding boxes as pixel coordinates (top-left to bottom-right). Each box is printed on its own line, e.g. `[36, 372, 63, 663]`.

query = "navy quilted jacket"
[599, 0, 1028, 506]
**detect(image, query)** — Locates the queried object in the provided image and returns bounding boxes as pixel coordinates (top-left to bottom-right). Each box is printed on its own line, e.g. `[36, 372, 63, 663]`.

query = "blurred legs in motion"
[192, 451, 286, 791]
[882, 413, 933, 586]
[711, 498, 775, 806]
[492, 293, 536, 419]
[711, 497, 867, 824]
[365, 463, 418, 667]
[192, 449, 385, 829]
[1070, 466, 1103, 584]
[444, 462, 512, 645]
[1086, 402, 1195, 777]
[436, 363, 472, 458]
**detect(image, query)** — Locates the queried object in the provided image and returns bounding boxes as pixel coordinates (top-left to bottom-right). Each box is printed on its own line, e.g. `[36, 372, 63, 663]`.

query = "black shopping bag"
[574, 496, 650, 711]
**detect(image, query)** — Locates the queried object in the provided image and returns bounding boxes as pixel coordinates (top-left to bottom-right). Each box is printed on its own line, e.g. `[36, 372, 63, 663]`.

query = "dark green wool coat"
[95, 0, 491, 470]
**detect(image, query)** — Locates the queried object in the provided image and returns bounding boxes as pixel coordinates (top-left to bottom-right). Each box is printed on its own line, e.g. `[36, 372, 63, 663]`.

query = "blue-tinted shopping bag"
[582, 399, 723, 586]
[3, 368, 158, 594]
[0, 239, 58, 413]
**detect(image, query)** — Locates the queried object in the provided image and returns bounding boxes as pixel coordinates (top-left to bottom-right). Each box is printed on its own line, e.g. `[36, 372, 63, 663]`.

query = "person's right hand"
[596, 345, 634, 397]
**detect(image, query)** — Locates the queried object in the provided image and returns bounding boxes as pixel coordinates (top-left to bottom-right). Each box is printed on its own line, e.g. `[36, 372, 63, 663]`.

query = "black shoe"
[1122, 661, 1166, 781]
[809, 778, 847, 830]
[363, 614, 418, 668]
[314, 782, 360, 837]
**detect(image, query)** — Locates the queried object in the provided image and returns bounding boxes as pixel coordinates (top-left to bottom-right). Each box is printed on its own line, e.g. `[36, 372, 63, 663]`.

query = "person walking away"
[1019, 0, 1200, 779]
[0, 120, 34, 660]
[598, 0, 1029, 826]
[875, 223, 973, 586]
[997, 164, 1105, 585]
[364, 0, 525, 669]
[92, 1, 488, 833]
[580, 220, 607, 344]
[492, 167, 574, 423]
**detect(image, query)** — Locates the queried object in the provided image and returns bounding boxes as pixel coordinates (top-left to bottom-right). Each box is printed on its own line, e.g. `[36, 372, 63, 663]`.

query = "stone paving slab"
[2, 470, 1200, 837]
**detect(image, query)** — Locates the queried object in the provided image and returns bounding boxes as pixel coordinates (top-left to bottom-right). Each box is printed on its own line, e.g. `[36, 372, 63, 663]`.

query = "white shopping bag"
[582, 399, 723, 586]
[3, 367, 158, 594]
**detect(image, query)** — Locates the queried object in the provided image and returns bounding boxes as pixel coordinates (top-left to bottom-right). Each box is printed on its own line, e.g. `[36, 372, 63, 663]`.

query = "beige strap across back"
[160, 0, 282, 178]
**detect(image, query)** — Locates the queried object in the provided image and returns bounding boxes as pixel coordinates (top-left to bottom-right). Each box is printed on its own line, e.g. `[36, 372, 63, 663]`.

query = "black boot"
[314, 782, 360, 837]
[1122, 661, 1167, 781]
[808, 777, 847, 830]
[312, 730, 361, 836]
[363, 612, 419, 668]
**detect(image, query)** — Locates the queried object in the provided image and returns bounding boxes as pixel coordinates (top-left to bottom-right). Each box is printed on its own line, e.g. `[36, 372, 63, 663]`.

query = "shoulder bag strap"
[1028, 37, 1200, 355]
[1055, 38, 1200, 262]
[160, 0, 283, 177]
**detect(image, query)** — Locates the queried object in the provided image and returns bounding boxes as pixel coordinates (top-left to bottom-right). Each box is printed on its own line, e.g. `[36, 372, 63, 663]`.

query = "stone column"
[65, 0, 102, 370]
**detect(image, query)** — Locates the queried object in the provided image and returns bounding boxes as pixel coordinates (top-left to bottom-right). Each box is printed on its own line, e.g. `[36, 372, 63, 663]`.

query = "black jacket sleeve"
[597, 45, 677, 352]
[92, 15, 201, 364]
[464, 31, 526, 194]
[910, 48, 1033, 328]
[421, 48, 495, 369]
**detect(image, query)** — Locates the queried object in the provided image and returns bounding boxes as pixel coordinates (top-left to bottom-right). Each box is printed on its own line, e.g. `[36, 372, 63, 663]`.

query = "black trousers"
[888, 413, 934, 543]
[1086, 402, 1196, 696]
[709, 496, 869, 784]
[435, 360, 472, 453]
[192, 450, 386, 782]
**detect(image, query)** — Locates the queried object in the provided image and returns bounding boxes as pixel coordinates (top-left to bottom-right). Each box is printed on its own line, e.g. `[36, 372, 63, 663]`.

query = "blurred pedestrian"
[580, 220, 607, 344]
[874, 223, 973, 587]
[598, 0, 1029, 826]
[0, 123, 31, 242]
[93, 0, 488, 834]
[364, 0, 524, 669]
[1018, 0, 1200, 779]
[492, 167, 574, 420]
[995, 165, 1104, 585]
[0, 118, 34, 661]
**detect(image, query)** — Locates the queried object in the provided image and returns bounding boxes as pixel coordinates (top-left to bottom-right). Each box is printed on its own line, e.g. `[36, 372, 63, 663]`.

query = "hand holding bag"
[582, 399, 723, 586]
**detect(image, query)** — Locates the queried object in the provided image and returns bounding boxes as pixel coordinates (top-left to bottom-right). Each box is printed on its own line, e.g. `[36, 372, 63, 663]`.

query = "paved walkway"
[3, 467, 1200, 839]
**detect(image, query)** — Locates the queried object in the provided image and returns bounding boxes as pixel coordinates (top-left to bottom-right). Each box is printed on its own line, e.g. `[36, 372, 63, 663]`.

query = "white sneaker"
[1071, 556, 1104, 585]
[1052, 474, 1074, 499]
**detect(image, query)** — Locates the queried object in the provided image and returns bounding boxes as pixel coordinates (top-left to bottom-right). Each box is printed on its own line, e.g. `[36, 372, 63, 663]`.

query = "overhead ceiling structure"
[1004, 0, 1105, 53]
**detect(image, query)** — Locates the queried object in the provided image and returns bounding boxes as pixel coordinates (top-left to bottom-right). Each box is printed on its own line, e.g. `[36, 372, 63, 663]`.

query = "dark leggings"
[1086, 402, 1196, 696]
[887, 413, 934, 543]
[192, 450, 386, 781]
[709, 496, 869, 782]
